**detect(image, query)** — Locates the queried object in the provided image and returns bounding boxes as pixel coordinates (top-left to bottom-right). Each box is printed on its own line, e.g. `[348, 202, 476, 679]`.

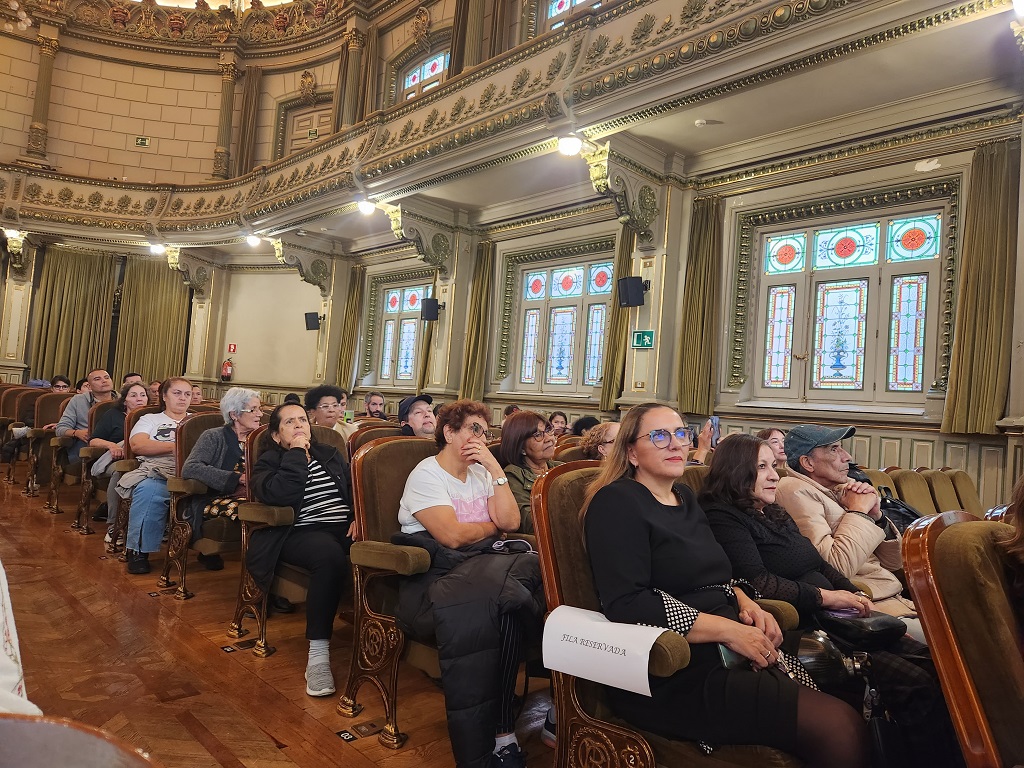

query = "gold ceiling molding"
[482, 200, 616, 236]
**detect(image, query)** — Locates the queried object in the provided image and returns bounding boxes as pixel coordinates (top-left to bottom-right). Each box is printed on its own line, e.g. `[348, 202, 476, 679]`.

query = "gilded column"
[25, 35, 59, 162]
[0, 236, 38, 381]
[462, 0, 486, 69]
[213, 57, 239, 180]
[340, 31, 364, 129]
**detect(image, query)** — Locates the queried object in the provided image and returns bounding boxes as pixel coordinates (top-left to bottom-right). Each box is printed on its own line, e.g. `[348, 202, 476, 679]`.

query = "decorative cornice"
[728, 177, 961, 392]
[496, 237, 616, 380]
[385, 205, 453, 275]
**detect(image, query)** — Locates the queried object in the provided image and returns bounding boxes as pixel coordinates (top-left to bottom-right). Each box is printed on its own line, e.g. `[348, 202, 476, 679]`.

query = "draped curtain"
[677, 196, 724, 415]
[598, 226, 637, 412]
[113, 257, 190, 382]
[29, 245, 118, 380]
[336, 264, 365, 392]
[458, 241, 494, 401]
[941, 139, 1021, 434]
[234, 65, 262, 177]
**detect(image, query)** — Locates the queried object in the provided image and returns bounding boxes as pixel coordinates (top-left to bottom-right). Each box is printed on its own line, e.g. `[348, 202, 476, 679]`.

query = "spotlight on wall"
[245, 234, 262, 247]
[355, 193, 376, 216]
[149, 243, 166, 255]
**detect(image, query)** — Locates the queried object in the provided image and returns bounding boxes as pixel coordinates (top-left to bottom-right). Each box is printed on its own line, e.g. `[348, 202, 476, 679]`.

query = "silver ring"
[763, 652, 771, 660]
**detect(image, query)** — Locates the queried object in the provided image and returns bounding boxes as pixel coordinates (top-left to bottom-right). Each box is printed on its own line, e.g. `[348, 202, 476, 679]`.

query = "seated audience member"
[75, 378, 90, 393]
[3, 375, 72, 455]
[180, 387, 262, 572]
[363, 390, 386, 419]
[305, 385, 357, 440]
[999, 473, 1024, 601]
[433, 401, 444, 417]
[570, 415, 600, 437]
[547, 410, 568, 437]
[50, 375, 71, 393]
[247, 403, 355, 697]
[148, 380, 162, 404]
[90, 382, 150, 530]
[396, 400, 542, 768]
[120, 377, 192, 575]
[756, 427, 788, 465]
[578, 421, 619, 460]
[191, 384, 204, 405]
[122, 373, 144, 386]
[775, 425, 918, 628]
[500, 404, 520, 427]
[398, 394, 436, 438]
[498, 410, 561, 534]
[54, 368, 116, 463]
[689, 419, 714, 465]
[583, 404, 867, 768]
[283, 393, 302, 406]
[702, 433, 964, 768]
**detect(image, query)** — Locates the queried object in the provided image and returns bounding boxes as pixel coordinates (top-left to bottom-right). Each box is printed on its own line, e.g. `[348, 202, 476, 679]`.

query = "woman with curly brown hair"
[578, 421, 619, 460]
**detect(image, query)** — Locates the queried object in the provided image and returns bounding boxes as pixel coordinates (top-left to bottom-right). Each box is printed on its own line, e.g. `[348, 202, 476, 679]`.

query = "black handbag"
[877, 487, 922, 534]
[815, 610, 907, 651]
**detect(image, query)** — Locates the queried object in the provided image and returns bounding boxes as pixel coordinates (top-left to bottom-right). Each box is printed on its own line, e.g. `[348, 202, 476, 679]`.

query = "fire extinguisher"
[221, 358, 234, 382]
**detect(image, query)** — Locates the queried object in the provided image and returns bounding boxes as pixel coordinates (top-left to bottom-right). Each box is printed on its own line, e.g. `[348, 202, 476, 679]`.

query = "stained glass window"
[588, 262, 614, 294]
[765, 233, 805, 275]
[887, 275, 928, 392]
[584, 304, 606, 385]
[887, 214, 941, 262]
[520, 309, 540, 384]
[396, 318, 417, 380]
[813, 223, 879, 270]
[402, 287, 422, 312]
[380, 319, 395, 379]
[404, 52, 450, 90]
[524, 271, 546, 301]
[551, 267, 584, 298]
[384, 289, 401, 314]
[545, 307, 577, 385]
[764, 286, 796, 388]
[811, 279, 868, 389]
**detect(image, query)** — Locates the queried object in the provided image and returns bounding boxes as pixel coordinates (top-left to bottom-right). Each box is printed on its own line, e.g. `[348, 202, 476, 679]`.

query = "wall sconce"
[421, 297, 445, 321]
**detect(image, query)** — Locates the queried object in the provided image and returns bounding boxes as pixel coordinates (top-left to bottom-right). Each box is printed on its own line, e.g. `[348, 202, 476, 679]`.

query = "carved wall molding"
[272, 237, 333, 296]
[167, 245, 211, 296]
[583, 142, 662, 247]
[385, 204, 453, 275]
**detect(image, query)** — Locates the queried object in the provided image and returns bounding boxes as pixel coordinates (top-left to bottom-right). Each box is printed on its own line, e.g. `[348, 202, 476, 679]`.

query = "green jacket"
[503, 460, 563, 535]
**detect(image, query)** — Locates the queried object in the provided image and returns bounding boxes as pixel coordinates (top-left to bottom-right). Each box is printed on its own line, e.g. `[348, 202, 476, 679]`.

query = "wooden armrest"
[851, 581, 873, 598]
[237, 502, 294, 526]
[9, 422, 25, 430]
[50, 436, 74, 448]
[77, 447, 107, 460]
[649, 629, 691, 676]
[755, 599, 799, 631]
[110, 459, 138, 473]
[350, 540, 431, 576]
[166, 478, 208, 495]
[27, 428, 54, 439]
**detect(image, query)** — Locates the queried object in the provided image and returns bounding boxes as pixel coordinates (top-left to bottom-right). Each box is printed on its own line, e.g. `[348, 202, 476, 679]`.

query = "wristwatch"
[493, 476, 508, 487]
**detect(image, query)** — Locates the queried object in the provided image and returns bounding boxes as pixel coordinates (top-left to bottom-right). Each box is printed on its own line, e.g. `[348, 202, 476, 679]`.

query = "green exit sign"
[631, 330, 655, 348]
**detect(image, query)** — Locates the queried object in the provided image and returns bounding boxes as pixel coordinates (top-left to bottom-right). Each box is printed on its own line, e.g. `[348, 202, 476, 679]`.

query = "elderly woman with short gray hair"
[180, 387, 262, 570]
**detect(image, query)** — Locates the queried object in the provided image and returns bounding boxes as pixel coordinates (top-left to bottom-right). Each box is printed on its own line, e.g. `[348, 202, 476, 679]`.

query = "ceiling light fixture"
[245, 234, 262, 247]
[557, 134, 584, 156]
[355, 193, 376, 216]
[149, 243, 166, 255]
[4, 0, 33, 33]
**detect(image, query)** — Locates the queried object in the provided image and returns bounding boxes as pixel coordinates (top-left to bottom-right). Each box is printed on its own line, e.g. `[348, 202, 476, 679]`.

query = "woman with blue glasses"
[581, 403, 867, 768]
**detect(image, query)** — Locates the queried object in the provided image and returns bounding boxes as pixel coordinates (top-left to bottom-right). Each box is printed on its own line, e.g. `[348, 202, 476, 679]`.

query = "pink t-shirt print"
[452, 494, 490, 524]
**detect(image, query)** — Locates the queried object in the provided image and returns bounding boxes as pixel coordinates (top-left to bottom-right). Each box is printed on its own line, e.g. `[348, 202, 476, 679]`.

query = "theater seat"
[531, 462, 801, 768]
[886, 468, 939, 517]
[920, 469, 968, 516]
[862, 468, 898, 499]
[903, 512, 1024, 768]
[346, 423, 402, 459]
[553, 444, 586, 462]
[943, 469, 984, 519]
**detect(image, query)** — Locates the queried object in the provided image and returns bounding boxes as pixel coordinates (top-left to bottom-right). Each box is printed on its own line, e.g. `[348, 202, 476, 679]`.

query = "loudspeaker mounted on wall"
[617, 276, 650, 308]
[304, 312, 322, 331]
[421, 298, 446, 321]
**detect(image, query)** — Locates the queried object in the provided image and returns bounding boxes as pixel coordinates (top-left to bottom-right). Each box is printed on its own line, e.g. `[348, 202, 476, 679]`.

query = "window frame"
[399, 50, 450, 102]
[377, 281, 433, 387]
[545, 0, 602, 30]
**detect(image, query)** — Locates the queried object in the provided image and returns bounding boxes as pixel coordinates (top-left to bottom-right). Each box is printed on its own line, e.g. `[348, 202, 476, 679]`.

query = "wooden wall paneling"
[979, 446, 1005, 508]
[879, 437, 903, 470]
[911, 439, 935, 471]
[850, 435, 871, 468]
[944, 442, 969, 472]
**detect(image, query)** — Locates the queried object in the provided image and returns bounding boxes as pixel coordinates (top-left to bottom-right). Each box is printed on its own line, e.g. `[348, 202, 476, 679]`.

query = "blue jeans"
[127, 477, 169, 553]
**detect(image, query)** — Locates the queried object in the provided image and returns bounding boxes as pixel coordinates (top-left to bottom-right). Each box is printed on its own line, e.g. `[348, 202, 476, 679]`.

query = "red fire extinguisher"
[221, 358, 234, 382]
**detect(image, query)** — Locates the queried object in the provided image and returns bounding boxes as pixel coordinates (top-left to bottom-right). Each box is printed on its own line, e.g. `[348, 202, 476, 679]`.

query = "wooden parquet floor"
[0, 478, 551, 767]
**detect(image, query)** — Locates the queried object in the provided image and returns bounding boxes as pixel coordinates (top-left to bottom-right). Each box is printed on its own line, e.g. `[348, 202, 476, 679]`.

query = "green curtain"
[458, 241, 494, 401]
[598, 226, 637, 412]
[113, 256, 190, 382]
[941, 139, 1021, 434]
[677, 196, 723, 415]
[28, 245, 118, 380]
[336, 264, 365, 392]
[416, 272, 438, 394]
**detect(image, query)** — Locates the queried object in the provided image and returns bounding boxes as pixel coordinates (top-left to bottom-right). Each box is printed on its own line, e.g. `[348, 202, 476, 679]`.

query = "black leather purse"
[815, 610, 907, 652]
[877, 487, 922, 534]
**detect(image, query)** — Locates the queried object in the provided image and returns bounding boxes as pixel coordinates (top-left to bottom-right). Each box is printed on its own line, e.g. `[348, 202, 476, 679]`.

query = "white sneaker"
[304, 662, 335, 697]
[11, 427, 28, 439]
[103, 530, 125, 546]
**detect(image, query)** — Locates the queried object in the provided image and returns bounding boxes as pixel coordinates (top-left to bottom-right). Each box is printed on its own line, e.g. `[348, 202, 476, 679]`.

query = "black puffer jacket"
[393, 531, 544, 768]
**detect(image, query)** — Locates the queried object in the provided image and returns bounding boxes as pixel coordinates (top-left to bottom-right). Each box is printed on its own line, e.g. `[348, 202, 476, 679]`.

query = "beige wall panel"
[980, 446, 1005, 509]
[910, 440, 934, 470]
[944, 443, 969, 471]
[878, 438, 902, 469]
[221, 272, 322, 388]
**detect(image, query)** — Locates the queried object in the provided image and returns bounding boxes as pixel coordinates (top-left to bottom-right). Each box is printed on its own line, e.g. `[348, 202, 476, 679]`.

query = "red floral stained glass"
[594, 271, 608, 287]
[776, 244, 796, 264]
[429, 62, 439, 74]
[410, 73, 419, 84]
[901, 228, 926, 250]
[834, 237, 857, 258]
[409, 293, 418, 306]
[560, 274, 574, 291]
[389, 295, 399, 309]
[531, 278, 543, 293]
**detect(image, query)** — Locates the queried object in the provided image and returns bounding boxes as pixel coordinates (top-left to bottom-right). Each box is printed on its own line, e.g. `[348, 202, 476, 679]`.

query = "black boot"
[92, 502, 108, 522]
[126, 550, 150, 575]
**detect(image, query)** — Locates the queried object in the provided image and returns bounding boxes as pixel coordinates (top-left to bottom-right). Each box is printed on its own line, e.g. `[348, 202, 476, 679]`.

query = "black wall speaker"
[421, 297, 440, 321]
[304, 312, 321, 331]
[617, 276, 646, 308]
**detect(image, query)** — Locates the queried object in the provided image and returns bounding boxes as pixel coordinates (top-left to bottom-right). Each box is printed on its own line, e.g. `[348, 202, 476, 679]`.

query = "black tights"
[795, 685, 869, 768]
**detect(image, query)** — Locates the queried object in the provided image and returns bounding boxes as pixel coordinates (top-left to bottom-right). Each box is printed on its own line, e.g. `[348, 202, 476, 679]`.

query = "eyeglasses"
[52, 384, 70, 391]
[529, 426, 555, 440]
[463, 422, 492, 439]
[317, 402, 341, 410]
[239, 406, 262, 415]
[600, 440, 615, 446]
[639, 427, 695, 449]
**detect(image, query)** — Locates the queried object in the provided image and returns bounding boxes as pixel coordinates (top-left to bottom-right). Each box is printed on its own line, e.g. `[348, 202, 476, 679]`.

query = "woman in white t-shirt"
[123, 377, 192, 575]
[398, 400, 530, 768]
